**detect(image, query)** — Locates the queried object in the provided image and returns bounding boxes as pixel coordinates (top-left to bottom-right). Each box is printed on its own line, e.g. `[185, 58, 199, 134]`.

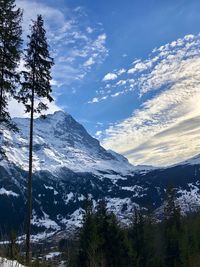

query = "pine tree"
[18, 15, 54, 266]
[129, 208, 147, 267]
[105, 212, 131, 267]
[0, 0, 22, 154]
[95, 200, 132, 267]
[164, 186, 183, 267]
[78, 197, 99, 267]
[95, 199, 109, 265]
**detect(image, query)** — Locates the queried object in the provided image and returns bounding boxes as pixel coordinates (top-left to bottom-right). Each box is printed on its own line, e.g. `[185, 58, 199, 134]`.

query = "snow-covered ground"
[45, 251, 61, 260]
[177, 182, 200, 213]
[0, 257, 26, 267]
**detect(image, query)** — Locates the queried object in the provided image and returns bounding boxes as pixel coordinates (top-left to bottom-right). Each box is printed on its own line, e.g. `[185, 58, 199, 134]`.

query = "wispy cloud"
[97, 33, 200, 166]
[16, 0, 108, 87]
[12, 0, 108, 117]
[90, 34, 200, 103]
[103, 73, 118, 81]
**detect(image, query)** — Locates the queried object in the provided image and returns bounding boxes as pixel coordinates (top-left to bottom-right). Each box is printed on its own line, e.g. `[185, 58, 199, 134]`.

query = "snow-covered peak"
[175, 154, 200, 166]
[1, 111, 138, 177]
[38, 110, 71, 123]
[107, 149, 129, 164]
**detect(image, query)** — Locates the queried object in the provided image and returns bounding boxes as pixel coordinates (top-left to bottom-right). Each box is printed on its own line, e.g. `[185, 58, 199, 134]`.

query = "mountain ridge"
[1, 110, 140, 176]
[0, 111, 199, 241]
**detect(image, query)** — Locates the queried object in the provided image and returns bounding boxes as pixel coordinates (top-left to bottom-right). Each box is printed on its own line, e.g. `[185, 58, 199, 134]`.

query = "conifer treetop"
[19, 14, 54, 114]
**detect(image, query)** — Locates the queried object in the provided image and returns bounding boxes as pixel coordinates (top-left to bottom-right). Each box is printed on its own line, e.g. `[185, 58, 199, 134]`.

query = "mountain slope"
[2, 111, 137, 176]
[0, 111, 199, 240]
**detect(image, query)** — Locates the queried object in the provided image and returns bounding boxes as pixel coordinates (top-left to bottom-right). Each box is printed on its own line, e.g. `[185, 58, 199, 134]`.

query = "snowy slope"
[0, 258, 26, 267]
[1, 111, 138, 177]
[177, 154, 200, 166]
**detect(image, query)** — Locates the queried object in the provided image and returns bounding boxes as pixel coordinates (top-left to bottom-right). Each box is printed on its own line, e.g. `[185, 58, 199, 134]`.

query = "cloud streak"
[99, 34, 200, 166]
[11, 0, 108, 118]
[16, 0, 108, 87]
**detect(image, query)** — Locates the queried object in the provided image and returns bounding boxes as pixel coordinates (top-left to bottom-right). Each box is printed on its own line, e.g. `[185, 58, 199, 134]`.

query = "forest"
[0, 0, 200, 267]
[1, 188, 200, 267]
[59, 188, 200, 267]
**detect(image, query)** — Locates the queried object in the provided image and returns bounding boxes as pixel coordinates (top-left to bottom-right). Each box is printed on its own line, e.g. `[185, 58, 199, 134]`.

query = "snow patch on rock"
[0, 188, 19, 197]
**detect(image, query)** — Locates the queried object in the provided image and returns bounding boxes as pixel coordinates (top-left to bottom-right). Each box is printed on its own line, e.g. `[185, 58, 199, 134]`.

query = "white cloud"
[88, 95, 109, 104]
[88, 97, 99, 104]
[84, 57, 95, 67]
[92, 34, 200, 104]
[117, 68, 126, 75]
[86, 27, 94, 34]
[16, 0, 108, 87]
[95, 130, 102, 137]
[111, 92, 122, 97]
[102, 68, 125, 83]
[116, 80, 127, 86]
[100, 33, 200, 166]
[9, 98, 61, 118]
[128, 61, 152, 74]
[13, 0, 108, 118]
[50, 79, 62, 88]
[103, 73, 118, 81]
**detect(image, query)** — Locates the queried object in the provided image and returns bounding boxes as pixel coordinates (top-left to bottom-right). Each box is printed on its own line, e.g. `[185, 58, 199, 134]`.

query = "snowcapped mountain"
[2, 111, 137, 176]
[177, 154, 200, 166]
[0, 111, 200, 241]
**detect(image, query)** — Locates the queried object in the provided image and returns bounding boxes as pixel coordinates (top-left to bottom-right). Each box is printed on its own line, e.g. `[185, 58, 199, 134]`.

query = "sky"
[11, 0, 200, 167]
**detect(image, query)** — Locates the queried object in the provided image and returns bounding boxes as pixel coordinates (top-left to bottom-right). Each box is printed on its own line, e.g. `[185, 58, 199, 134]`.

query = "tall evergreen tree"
[18, 15, 54, 266]
[78, 198, 99, 267]
[0, 0, 22, 155]
[95, 200, 132, 267]
[164, 187, 183, 267]
[129, 208, 147, 267]
[105, 212, 131, 267]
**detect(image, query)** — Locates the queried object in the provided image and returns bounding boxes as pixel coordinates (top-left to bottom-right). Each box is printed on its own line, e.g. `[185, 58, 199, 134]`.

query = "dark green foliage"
[75, 200, 133, 266]
[78, 197, 100, 267]
[0, 0, 22, 156]
[164, 187, 182, 267]
[105, 213, 132, 267]
[76, 199, 132, 267]
[181, 213, 200, 266]
[59, 239, 79, 267]
[18, 14, 54, 114]
[65, 196, 200, 267]
[30, 259, 56, 267]
[0, 0, 22, 126]
[129, 208, 147, 267]
[95, 200, 132, 267]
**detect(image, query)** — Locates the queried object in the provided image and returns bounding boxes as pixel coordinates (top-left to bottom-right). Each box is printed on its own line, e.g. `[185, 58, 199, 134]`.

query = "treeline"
[61, 188, 200, 267]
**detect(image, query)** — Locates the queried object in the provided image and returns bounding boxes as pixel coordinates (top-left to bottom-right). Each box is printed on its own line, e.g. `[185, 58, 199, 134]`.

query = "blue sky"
[12, 0, 200, 166]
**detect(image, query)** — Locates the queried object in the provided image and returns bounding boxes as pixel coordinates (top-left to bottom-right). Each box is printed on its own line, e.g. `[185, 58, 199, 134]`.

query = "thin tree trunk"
[25, 86, 34, 266]
[0, 68, 4, 156]
[0, 49, 5, 121]
[0, 67, 4, 121]
[0, 86, 3, 120]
